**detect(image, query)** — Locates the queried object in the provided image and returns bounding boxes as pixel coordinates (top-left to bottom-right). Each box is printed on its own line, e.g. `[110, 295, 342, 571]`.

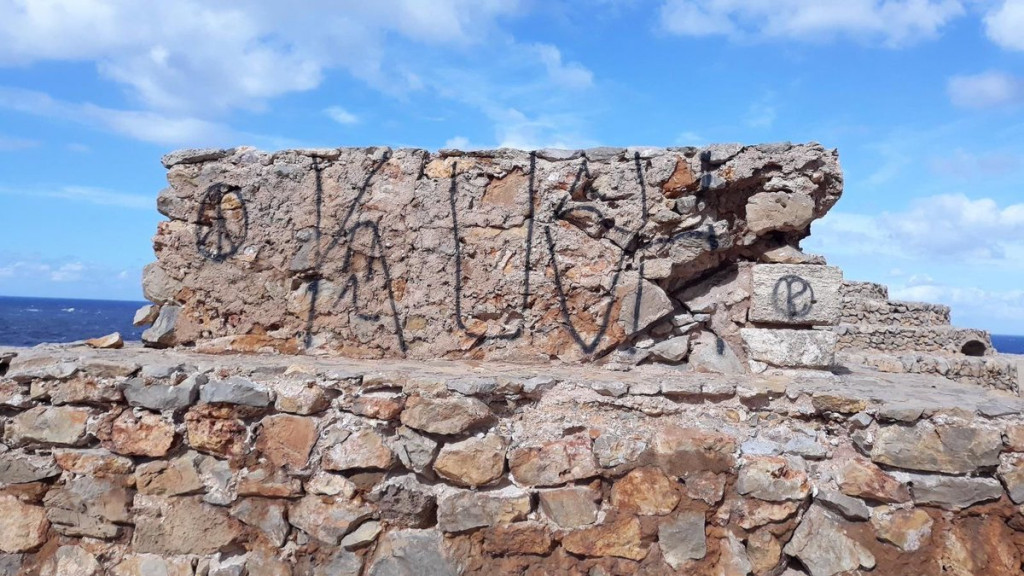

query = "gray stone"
[0, 454, 61, 485]
[736, 457, 810, 502]
[746, 192, 816, 236]
[848, 412, 873, 430]
[688, 332, 745, 374]
[741, 439, 783, 456]
[701, 380, 737, 397]
[445, 377, 497, 396]
[660, 379, 702, 396]
[141, 263, 182, 305]
[201, 376, 271, 407]
[648, 336, 691, 363]
[870, 422, 1002, 474]
[437, 487, 531, 533]
[538, 487, 600, 529]
[816, 490, 871, 521]
[314, 550, 363, 576]
[123, 376, 200, 411]
[588, 380, 628, 397]
[741, 328, 837, 369]
[783, 435, 828, 459]
[998, 457, 1024, 504]
[230, 499, 288, 547]
[750, 265, 841, 326]
[0, 554, 21, 576]
[141, 305, 180, 348]
[4, 406, 89, 447]
[366, 529, 457, 576]
[391, 427, 438, 475]
[877, 403, 925, 422]
[617, 280, 674, 338]
[593, 433, 648, 470]
[161, 148, 234, 168]
[141, 363, 183, 379]
[659, 512, 706, 570]
[341, 520, 381, 549]
[783, 505, 875, 576]
[907, 474, 1004, 510]
[133, 304, 160, 327]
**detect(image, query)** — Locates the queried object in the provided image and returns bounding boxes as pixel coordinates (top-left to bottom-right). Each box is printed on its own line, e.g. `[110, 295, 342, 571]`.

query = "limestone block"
[741, 328, 837, 369]
[749, 264, 842, 326]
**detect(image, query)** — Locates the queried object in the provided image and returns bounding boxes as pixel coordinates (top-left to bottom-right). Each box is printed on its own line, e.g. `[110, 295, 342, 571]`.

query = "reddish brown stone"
[105, 410, 175, 457]
[563, 516, 649, 561]
[508, 433, 598, 487]
[256, 414, 317, 470]
[185, 406, 249, 458]
[652, 426, 737, 477]
[838, 457, 910, 504]
[482, 523, 554, 556]
[610, 467, 681, 515]
[349, 393, 405, 421]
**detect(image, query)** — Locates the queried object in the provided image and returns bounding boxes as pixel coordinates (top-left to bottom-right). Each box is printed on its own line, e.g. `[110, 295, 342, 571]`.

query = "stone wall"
[2, 346, 1024, 576]
[141, 144, 842, 362]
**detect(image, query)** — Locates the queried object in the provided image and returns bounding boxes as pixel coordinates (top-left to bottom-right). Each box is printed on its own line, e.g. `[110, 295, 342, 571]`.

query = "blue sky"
[0, 0, 1022, 333]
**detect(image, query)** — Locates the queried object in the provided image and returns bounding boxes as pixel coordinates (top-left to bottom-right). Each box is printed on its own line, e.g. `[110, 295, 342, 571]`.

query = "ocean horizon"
[1, 294, 1023, 354]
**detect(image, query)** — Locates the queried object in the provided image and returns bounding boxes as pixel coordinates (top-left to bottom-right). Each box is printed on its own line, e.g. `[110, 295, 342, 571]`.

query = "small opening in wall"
[961, 340, 987, 357]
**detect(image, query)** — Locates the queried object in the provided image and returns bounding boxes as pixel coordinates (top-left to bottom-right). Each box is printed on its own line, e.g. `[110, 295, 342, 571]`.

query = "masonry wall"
[142, 144, 841, 362]
[2, 347, 1024, 575]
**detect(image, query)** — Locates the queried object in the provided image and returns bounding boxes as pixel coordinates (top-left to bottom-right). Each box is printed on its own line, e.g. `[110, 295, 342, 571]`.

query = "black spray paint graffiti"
[303, 155, 408, 352]
[772, 275, 815, 318]
[447, 154, 537, 341]
[544, 152, 650, 354]
[195, 184, 248, 262]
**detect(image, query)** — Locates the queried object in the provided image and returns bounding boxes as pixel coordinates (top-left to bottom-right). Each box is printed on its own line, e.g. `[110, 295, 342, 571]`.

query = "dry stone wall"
[3, 346, 1024, 576]
[142, 144, 842, 363]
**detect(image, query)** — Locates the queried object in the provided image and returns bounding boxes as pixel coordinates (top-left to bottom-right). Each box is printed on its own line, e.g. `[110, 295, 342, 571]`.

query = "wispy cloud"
[0, 184, 152, 210]
[809, 193, 1024, 261]
[947, 71, 1024, 109]
[324, 106, 359, 125]
[658, 0, 965, 47]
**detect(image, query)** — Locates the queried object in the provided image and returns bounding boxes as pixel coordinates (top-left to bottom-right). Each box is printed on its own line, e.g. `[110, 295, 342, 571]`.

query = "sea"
[1, 295, 1024, 354]
[0, 296, 147, 347]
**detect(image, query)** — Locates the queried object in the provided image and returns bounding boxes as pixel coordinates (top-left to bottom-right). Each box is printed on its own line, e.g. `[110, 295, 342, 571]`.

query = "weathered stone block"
[749, 264, 842, 326]
[741, 328, 837, 369]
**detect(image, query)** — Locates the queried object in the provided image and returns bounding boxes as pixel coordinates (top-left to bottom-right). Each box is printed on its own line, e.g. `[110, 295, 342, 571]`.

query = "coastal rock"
[85, 332, 124, 349]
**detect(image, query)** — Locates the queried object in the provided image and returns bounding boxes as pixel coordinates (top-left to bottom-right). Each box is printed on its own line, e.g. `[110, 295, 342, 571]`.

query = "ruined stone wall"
[142, 144, 842, 363]
[2, 346, 1024, 576]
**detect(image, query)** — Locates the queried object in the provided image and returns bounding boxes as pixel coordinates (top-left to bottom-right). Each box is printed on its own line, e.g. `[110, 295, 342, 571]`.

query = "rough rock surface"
[144, 144, 842, 361]
[0, 344, 1021, 574]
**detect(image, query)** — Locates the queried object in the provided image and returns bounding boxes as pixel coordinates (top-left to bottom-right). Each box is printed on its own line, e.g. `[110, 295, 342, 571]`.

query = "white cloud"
[50, 262, 85, 283]
[0, 0, 523, 115]
[532, 44, 594, 90]
[0, 184, 152, 210]
[947, 71, 1024, 109]
[324, 106, 359, 125]
[810, 194, 1024, 261]
[984, 0, 1024, 51]
[889, 282, 1024, 325]
[659, 0, 965, 46]
[0, 86, 237, 146]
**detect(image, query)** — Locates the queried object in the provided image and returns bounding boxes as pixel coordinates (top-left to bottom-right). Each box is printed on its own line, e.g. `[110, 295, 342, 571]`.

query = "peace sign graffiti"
[772, 275, 815, 318]
[195, 184, 249, 262]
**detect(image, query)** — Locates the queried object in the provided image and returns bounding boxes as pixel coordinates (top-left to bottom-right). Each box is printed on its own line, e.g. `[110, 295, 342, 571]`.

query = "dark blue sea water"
[0, 296, 147, 347]
[993, 334, 1024, 355]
